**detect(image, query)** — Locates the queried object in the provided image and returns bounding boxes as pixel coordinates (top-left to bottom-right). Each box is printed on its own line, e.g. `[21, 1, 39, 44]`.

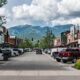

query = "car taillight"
[67, 53, 71, 57]
[64, 53, 67, 56]
[2, 54, 4, 56]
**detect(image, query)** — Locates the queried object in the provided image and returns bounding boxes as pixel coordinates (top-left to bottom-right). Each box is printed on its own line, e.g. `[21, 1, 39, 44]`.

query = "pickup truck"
[56, 48, 80, 63]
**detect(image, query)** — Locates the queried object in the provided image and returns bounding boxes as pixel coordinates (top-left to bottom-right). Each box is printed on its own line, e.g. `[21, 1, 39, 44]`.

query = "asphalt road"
[0, 51, 80, 80]
[0, 51, 70, 71]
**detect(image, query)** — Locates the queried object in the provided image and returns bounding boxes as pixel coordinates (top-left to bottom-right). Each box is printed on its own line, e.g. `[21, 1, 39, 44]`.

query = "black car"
[1, 50, 9, 61]
[36, 49, 42, 54]
[2, 50, 11, 58]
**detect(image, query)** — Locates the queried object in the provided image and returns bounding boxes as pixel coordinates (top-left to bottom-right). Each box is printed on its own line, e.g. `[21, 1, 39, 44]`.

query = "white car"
[13, 49, 19, 56]
[51, 48, 67, 56]
[44, 49, 51, 54]
[8, 48, 16, 57]
[18, 48, 24, 53]
[47, 49, 51, 54]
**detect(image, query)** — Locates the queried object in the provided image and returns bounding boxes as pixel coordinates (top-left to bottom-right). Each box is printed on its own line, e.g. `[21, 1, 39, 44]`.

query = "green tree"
[39, 39, 46, 49]
[34, 40, 40, 48]
[0, 0, 7, 26]
[18, 39, 34, 49]
[39, 28, 55, 49]
[0, 0, 7, 7]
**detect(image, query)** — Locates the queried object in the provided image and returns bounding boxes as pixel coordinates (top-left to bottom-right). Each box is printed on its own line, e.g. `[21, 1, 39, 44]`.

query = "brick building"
[0, 26, 23, 48]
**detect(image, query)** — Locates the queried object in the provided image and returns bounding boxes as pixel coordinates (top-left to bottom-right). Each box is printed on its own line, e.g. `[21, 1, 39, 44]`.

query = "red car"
[56, 48, 80, 63]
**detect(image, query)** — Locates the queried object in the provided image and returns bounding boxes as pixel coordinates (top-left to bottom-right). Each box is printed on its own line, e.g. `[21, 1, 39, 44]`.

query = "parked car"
[56, 48, 80, 63]
[13, 49, 19, 56]
[24, 48, 30, 52]
[0, 49, 8, 61]
[2, 49, 11, 58]
[8, 48, 16, 57]
[51, 48, 66, 56]
[18, 48, 24, 54]
[44, 49, 50, 54]
[36, 49, 42, 54]
[47, 49, 51, 54]
[52, 52, 59, 59]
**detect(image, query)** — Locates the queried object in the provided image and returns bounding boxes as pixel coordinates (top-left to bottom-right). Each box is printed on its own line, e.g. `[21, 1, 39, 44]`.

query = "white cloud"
[52, 18, 80, 26]
[12, 0, 80, 26]
[0, 8, 10, 17]
[58, 0, 80, 15]
[12, 0, 58, 23]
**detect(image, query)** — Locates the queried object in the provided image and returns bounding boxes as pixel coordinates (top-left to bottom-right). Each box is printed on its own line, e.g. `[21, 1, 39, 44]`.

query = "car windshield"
[54, 52, 58, 54]
[66, 49, 79, 52]
[2, 50, 7, 53]
[13, 49, 18, 51]
[66, 49, 73, 52]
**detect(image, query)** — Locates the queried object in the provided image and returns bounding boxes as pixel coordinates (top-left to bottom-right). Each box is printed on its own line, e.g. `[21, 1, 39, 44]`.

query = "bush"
[75, 59, 80, 69]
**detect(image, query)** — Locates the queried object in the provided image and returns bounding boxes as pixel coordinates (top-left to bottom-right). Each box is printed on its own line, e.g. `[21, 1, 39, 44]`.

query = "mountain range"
[8, 24, 73, 43]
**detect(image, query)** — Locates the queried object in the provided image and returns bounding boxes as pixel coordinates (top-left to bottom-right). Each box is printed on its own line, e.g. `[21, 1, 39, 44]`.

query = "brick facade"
[0, 26, 23, 47]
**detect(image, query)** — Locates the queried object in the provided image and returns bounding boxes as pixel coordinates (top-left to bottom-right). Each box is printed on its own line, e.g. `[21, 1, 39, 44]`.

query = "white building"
[54, 39, 57, 47]
[70, 25, 80, 41]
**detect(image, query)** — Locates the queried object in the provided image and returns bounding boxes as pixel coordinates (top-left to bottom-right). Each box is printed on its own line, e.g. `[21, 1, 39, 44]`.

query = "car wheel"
[56, 59, 61, 62]
[62, 60, 67, 63]
[4, 56, 8, 61]
[14, 53, 16, 56]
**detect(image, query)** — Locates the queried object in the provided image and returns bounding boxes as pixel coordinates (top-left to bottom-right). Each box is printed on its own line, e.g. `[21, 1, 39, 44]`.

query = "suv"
[2, 49, 11, 58]
[0, 50, 9, 61]
[36, 49, 42, 54]
[56, 48, 80, 63]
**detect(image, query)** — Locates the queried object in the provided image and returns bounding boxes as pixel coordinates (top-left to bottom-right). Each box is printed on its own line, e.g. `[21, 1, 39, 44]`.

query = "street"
[0, 0, 80, 80]
[0, 51, 72, 71]
[0, 51, 80, 80]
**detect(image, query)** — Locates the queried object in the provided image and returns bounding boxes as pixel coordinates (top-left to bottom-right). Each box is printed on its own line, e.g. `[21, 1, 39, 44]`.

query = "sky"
[0, 0, 80, 28]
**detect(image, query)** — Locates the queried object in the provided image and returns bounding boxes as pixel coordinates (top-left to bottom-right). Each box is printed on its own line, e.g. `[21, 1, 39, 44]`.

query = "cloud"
[12, 0, 59, 25]
[0, 8, 10, 17]
[12, 0, 80, 26]
[58, 0, 80, 17]
[52, 18, 80, 26]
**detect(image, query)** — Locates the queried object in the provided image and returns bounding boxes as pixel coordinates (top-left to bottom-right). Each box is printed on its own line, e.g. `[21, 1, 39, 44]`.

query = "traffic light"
[32, 38, 33, 41]
[38, 40, 39, 43]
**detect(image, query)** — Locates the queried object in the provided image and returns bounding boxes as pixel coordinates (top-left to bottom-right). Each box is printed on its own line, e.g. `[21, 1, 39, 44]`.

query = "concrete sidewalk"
[0, 70, 80, 76]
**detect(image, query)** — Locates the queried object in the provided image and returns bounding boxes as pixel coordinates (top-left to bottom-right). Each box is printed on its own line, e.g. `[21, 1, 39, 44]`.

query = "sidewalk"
[0, 70, 80, 76]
